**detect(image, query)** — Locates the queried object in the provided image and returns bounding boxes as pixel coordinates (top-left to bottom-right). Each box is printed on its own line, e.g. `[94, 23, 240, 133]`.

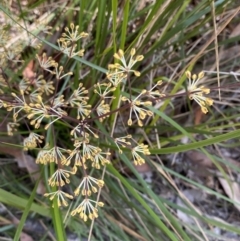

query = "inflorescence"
[0, 22, 213, 222]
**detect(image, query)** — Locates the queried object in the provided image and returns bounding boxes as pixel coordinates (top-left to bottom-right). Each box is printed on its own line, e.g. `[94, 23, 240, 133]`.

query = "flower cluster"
[186, 71, 213, 114]
[0, 19, 215, 225]
[57, 23, 89, 58]
[108, 48, 144, 77]
[44, 190, 73, 207]
[7, 122, 20, 136]
[23, 132, 44, 150]
[71, 198, 104, 222]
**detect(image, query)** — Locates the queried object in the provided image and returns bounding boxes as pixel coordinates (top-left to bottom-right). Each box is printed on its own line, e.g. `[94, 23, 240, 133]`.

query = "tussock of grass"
[1, 1, 240, 240]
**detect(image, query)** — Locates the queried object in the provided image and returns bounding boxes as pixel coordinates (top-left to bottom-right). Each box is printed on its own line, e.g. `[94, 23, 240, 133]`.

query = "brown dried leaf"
[229, 23, 240, 38]
[218, 46, 240, 61]
[186, 150, 215, 173]
[18, 154, 46, 195]
[22, 60, 35, 81]
[218, 177, 240, 213]
[194, 107, 204, 125]
[20, 232, 34, 241]
[186, 151, 240, 212]
[186, 150, 240, 171]
[0, 133, 45, 195]
[134, 162, 151, 173]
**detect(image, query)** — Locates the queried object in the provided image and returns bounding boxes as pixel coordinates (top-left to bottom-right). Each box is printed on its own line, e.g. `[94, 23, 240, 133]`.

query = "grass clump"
[1, 1, 240, 241]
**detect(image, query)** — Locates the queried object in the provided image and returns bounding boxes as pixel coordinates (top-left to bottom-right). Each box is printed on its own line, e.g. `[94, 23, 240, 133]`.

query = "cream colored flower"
[44, 190, 73, 207]
[74, 176, 104, 196]
[186, 71, 213, 114]
[71, 198, 104, 221]
[23, 132, 44, 150]
[108, 48, 144, 76]
[48, 168, 76, 187]
[131, 143, 150, 165]
[121, 92, 153, 126]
